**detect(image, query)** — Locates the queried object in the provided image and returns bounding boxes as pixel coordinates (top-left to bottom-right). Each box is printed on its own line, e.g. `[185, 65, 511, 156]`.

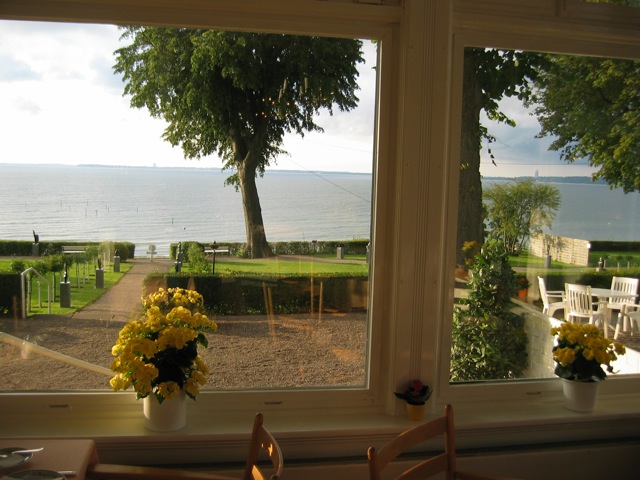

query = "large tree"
[457, 48, 543, 265]
[114, 28, 363, 258]
[484, 179, 561, 256]
[530, 54, 640, 193]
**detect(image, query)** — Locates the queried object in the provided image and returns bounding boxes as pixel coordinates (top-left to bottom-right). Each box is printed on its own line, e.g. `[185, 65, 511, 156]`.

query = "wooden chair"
[367, 404, 519, 480]
[537, 276, 565, 318]
[86, 413, 283, 480]
[243, 412, 283, 480]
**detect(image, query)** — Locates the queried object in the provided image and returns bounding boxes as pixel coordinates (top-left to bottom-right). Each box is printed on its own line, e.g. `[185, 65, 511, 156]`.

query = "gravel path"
[0, 259, 367, 391]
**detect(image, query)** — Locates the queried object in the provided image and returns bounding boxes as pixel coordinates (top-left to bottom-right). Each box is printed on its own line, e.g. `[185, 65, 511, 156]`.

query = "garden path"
[73, 258, 174, 323]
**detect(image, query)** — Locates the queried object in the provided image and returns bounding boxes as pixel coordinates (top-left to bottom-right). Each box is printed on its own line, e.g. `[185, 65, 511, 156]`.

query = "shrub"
[450, 239, 528, 381]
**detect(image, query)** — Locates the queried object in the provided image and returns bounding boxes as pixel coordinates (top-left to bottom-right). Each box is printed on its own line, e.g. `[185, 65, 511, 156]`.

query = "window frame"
[0, 0, 403, 417]
[437, 0, 640, 405]
[1, 0, 640, 465]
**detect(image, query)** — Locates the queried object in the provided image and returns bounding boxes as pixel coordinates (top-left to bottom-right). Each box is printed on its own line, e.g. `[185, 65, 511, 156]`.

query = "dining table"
[0, 439, 98, 480]
[588, 287, 638, 336]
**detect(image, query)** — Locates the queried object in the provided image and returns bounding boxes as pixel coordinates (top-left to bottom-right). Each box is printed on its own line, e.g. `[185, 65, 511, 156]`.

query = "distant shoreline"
[0, 162, 372, 177]
[0, 162, 605, 181]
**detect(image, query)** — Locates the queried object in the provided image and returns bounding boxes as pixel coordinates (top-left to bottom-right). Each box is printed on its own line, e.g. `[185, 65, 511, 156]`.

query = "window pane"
[452, 47, 640, 383]
[0, 21, 377, 393]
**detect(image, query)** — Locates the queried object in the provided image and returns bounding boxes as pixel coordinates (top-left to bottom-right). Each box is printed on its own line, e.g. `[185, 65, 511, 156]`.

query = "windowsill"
[4, 392, 640, 465]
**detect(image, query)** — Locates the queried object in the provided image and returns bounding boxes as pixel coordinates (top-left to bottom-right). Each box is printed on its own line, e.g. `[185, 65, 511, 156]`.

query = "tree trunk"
[237, 160, 274, 259]
[456, 50, 485, 266]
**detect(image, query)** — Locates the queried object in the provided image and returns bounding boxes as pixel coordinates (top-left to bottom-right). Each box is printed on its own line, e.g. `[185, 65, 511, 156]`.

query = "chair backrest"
[367, 404, 456, 480]
[538, 277, 550, 309]
[609, 276, 639, 305]
[243, 413, 283, 480]
[565, 283, 594, 317]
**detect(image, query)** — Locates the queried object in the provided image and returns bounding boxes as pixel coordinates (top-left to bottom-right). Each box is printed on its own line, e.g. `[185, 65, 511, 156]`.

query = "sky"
[0, 20, 596, 178]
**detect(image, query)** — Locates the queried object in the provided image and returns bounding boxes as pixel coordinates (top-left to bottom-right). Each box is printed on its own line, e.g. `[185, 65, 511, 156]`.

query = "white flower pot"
[143, 390, 187, 431]
[561, 379, 599, 413]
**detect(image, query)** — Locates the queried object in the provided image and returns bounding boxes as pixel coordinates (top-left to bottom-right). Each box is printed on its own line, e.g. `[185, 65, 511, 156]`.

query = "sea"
[0, 164, 372, 257]
[0, 164, 638, 257]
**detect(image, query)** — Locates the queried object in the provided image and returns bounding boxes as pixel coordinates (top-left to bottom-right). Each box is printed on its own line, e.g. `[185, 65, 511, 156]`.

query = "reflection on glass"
[0, 22, 377, 392]
[452, 47, 640, 383]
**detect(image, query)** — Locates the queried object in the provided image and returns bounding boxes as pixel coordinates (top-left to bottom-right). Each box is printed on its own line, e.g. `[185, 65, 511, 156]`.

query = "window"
[0, 21, 381, 395]
[451, 46, 640, 385]
[1, 1, 640, 461]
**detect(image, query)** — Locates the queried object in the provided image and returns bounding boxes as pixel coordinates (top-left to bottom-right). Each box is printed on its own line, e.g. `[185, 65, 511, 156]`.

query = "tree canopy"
[530, 54, 640, 193]
[457, 48, 543, 264]
[484, 179, 561, 256]
[114, 28, 364, 257]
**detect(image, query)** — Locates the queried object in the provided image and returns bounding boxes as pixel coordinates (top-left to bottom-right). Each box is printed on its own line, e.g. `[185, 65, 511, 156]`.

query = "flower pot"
[561, 379, 599, 413]
[143, 390, 187, 431]
[517, 288, 528, 301]
[406, 403, 426, 421]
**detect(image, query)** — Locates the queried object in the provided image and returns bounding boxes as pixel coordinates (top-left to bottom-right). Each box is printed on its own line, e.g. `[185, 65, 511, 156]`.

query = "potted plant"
[550, 322, 625, 412]
[394, 379, 432, 420]
[515, 274, 530, 300]
[110, 287, 218, 430]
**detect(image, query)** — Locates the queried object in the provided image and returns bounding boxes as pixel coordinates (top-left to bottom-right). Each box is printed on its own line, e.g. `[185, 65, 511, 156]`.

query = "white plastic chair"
[565, 283, 608, 334]
[608, 276, 639, 338]
[538, 276, 565, 318]
[616, 303, 640, 339]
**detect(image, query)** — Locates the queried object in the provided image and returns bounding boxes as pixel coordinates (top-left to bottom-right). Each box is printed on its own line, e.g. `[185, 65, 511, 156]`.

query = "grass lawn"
[509, 250, 640, 272]
[1, 259, 132, 315]
[203, 255, 368, 276]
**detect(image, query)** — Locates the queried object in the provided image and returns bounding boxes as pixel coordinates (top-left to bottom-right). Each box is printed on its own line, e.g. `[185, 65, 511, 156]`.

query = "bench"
[62, 245, 90, 254]
[204, 246, 230, 255]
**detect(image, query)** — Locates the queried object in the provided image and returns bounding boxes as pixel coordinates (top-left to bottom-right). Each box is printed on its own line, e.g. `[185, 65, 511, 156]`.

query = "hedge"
[539, 270, 640, 292]
[0, 273, 21, 316]
[0, 240, 135, 261]
[143, 272, 369, 316]
[168, 240, 370, 260]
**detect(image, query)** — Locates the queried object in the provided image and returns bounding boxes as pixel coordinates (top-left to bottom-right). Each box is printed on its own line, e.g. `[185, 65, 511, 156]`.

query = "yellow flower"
[550, 321, 626, 381]
[110, 288, 215, 401]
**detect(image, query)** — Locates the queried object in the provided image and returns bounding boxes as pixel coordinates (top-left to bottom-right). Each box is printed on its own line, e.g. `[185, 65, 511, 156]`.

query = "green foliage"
[0, 273, 21, 315]
[457, 48, 546, 265]
[169, 240, 370, 259]
[0, 241, 134, 260]
[451, 311, 528, 381]
[145, 273, 368, 316]
[462, 240, 517, 318]
[451, 240, 528, 381]
[186, 243, 210, 273]
[484, 179, 561, 255]
[531, 54, 640, 192]
[115, 28, 364, 257]
[9, 260, 27, 273]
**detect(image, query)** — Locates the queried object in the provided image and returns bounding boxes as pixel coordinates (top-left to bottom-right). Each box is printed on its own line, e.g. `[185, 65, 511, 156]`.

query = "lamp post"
[211, 241, 219, 274]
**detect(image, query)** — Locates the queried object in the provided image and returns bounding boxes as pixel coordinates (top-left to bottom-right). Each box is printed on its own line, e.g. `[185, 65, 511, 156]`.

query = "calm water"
[0, 164, 372, 256]
[1, 165, 638, 258]
[484, 178, 640, 243]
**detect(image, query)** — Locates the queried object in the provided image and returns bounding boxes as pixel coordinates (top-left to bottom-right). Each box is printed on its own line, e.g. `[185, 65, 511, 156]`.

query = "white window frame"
[437, 0, 640, 406]
[1, 0, 640, 466]
[0, 0, 404, 419]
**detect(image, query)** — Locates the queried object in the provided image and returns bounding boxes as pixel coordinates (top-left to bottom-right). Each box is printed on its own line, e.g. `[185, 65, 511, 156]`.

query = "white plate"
[0, 449, 32, 470]
[2, 470, 66, 480]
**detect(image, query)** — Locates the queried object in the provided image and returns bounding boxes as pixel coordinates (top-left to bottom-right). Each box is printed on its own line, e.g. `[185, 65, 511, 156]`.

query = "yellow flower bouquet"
[110, 288, 218, 402]
[550, 322, 625, 382]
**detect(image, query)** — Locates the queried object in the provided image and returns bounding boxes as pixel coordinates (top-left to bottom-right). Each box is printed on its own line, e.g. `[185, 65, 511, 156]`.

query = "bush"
[451, 311, 528, 381]
[143, 273, 368, 315]
[0, 273, 21, 316]
[451, 239, 528, 382]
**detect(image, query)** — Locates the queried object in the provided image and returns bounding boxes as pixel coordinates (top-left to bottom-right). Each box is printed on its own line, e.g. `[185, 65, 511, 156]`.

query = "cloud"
[11, 97, 42, 115]
[0, 20, 376, 173]
[0, 54, 40, 82]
